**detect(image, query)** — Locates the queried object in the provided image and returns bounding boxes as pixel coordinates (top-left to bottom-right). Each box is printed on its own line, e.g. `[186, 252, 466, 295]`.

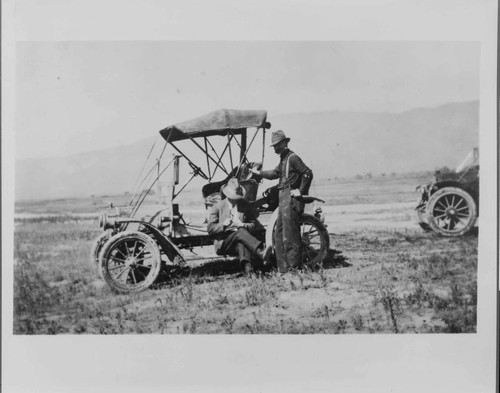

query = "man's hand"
[250, 167, 260, 175]
[291, 189, 301, 197]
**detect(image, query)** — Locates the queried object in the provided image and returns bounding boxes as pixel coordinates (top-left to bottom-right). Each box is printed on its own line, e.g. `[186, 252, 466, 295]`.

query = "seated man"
[207, 178, 269, 273]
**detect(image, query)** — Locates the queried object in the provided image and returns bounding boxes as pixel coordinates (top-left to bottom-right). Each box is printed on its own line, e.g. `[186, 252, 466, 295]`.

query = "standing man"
[207, 178, 268, 274]
[251, 130, 313, 273]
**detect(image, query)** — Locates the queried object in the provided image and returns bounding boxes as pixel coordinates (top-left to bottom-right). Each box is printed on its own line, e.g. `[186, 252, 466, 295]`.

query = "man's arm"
[207, 203, 227, 235]
[253, 164, 280, 180]
[241, 203, 265, 234]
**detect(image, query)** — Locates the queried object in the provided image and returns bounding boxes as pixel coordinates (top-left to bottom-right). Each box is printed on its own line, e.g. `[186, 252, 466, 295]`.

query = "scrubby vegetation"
[13, 220, 477, 334]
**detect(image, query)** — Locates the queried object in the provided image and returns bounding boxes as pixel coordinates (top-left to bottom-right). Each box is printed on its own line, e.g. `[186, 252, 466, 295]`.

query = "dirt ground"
[13, 176, 478, 334]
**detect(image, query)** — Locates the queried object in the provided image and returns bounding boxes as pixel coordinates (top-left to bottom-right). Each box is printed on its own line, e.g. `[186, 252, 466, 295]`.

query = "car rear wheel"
[266, 211, 330, 269]
[99, 231, 161, 293]
[427, 187, 477, 237]
[300, 214, 330, 268]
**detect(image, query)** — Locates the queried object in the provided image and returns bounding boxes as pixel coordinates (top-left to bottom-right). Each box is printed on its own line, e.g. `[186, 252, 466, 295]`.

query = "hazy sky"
[16, 41, 479, 160]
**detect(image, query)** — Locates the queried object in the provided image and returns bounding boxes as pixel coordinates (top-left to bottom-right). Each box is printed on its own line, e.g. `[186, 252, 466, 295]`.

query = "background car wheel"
[90, 232, 112, 274]
[300, 213, 330, 269]
[99, 231, 161, 294]
[427, 186, 477, 237]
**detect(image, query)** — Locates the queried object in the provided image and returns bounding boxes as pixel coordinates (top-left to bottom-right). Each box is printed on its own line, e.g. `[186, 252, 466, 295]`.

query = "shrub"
[404, 281, 431, 310]
[244, 277, 276, 306]
[374, 284, 403, 333]
[351, 313, 364, 331]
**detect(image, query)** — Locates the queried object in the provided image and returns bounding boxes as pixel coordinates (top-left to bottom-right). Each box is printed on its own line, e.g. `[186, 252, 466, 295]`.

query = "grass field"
[12, 176, 478, 334]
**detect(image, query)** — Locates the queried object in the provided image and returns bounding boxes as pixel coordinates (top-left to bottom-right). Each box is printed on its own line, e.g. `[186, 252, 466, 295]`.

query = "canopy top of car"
[159, 109, 269, 143]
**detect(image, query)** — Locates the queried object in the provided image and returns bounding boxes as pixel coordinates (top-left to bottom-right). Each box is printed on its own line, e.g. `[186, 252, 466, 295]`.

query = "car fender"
[265, 208, 280, 247]
[432, 181, 479, 205]
[114, 219, 185, 263]
[432, 180, 467, 191]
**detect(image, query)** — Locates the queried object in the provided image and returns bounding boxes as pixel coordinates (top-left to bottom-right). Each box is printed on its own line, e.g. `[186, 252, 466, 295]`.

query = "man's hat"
[270, 130, 290, 146]
[221, 178, 246, 200]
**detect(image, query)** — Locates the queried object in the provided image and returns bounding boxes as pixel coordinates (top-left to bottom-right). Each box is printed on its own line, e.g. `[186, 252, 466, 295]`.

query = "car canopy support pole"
[261, 128, 266, 166]
[205, 137, 229, 178]
[240, 131, 247, 164]
[156, 159, 161, 197]
[130, 157, 176, 218]
[204, 137, 211, 179]
[169, 142, 209, 180]
[172, 172, 198, 200]
[236, 129, 260, 177]
[129, 137, 159, 203]
[128, 161, 157, 207]
[227, 134, 234, 170]
[129, 140, 168, 207]
[229, 130, 243, 150]
[188, 136, 230, 179]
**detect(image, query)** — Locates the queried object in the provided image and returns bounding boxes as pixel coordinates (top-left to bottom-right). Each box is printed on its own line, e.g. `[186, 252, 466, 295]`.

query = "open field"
[12, 175, 478, 334]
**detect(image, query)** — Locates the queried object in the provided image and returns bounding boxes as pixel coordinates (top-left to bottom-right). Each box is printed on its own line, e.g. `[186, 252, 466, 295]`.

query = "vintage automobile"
[91, 109, 330, 293]
[415, 147, 479, 237]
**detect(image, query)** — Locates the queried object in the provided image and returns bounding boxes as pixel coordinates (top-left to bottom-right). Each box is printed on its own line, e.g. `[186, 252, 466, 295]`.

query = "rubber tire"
[99, 231, 161, 294]
[90, 232, 112, 273]
[427, 187, 477, 237]
[300, 213, 330, 269]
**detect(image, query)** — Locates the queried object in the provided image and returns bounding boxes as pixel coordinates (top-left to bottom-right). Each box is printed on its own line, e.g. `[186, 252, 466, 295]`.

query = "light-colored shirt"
[229, 202, 243, 226]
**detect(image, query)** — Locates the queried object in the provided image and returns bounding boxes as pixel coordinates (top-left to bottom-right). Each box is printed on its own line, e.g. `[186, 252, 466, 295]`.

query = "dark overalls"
[217, 228, 263, 267]
[260, 149, 313, 273]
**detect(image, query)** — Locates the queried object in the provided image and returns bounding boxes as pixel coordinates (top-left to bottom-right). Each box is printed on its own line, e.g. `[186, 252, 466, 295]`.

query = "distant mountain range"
[15, 101, 479, 201]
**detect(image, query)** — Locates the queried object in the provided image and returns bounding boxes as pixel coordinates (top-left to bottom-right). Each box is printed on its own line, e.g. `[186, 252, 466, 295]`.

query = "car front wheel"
[99, 231, 161, 293]
[427, 187, 477, 237]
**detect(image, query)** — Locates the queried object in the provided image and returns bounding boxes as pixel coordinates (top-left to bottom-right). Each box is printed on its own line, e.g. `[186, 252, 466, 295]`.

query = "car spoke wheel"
[300, 214, 330, 269]
[99, 231, 161, 293]
[427, 187, 477, 237]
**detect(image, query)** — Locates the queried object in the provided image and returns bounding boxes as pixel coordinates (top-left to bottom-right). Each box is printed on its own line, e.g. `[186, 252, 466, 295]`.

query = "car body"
[415, 147, 479, 236]
[91, 109, 330, 293]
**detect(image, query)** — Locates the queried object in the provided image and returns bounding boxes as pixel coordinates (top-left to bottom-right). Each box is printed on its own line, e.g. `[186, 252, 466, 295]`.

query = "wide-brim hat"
[270, 129, 290, 146]
[221, 178, 246, 200]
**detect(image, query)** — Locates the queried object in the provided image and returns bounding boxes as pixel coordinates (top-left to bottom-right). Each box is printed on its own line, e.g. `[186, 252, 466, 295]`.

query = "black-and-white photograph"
[13, 40, 481, 334]
[2, 1, 497, 392]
